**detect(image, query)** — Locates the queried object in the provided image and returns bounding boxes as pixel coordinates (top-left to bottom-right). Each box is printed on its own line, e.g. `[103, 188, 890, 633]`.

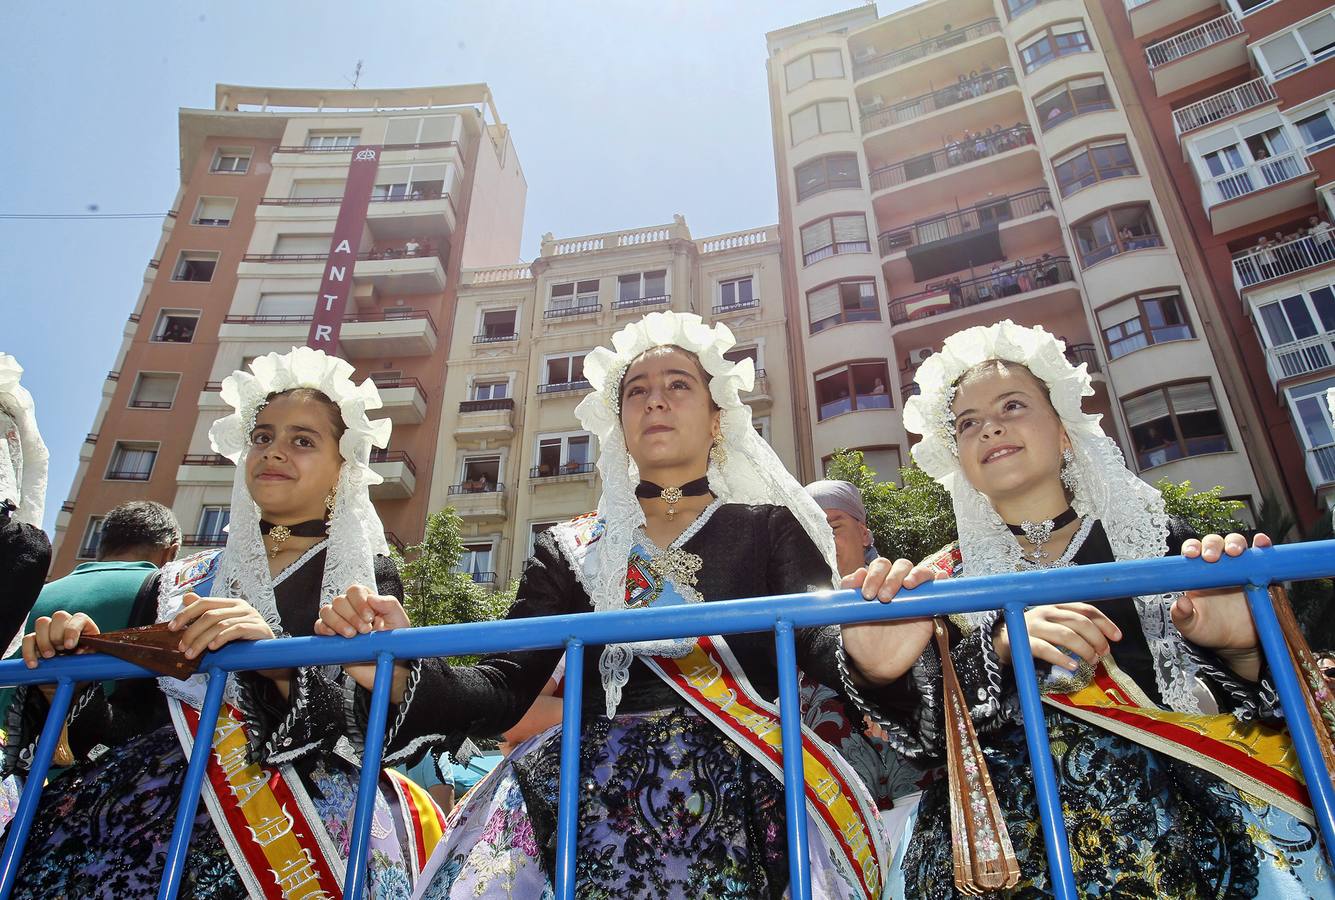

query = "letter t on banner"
[306, 146, 381, 351]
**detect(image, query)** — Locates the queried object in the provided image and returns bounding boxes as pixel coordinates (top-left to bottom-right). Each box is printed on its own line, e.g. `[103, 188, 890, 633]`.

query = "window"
[77, 517, 105, 559]
[800, 214, 869, 266]
[1072, 205, 1162, 266]
[256, 293, 316, 317]
[191, 196, 235, 227]
[1123, 381, 1231, 470]
[385, 114, 457, 146]
[807, 280, 879, 333]
[1255, 286, 1335, 348]
[472, 379, 509, 401]
[1097, 291, 1194, 359]
[724, 345, 760, 367]
[719, 276, 755, 309]
[459, 455, 501, 491]
[795, 153, 861, 201]
[825, 447, 902, 481]
[457, 543, 496, 583]
[211, 148, 250, 174]
[1034, 76, 1113, 131]
[1053, 139, 1136, 196]
[549, 280, 600, 312]
[789, 99, 852, 145]
[1294, 108, 1335, 153]
[372, 164, 449, 201]
[290, 179, 346, 199]
[1256, 13, 1335, 79]
[305, 131, 359, 150]
[617, 270, 668, 303]
[151, 309, 199, 343]
[107, 442, 158, 481]
[544, 353, 588, 387]
[534, 433, 593, 476]
[479, 308, 518, 340]
[814, 362, 893, 420]
[130, 372, 180, 409]
[1287, 377, 1335, 469]
[529, 522, 559, 556]
[197, 506, 231, 542]
[172, 251, 219, 283]
[785, 50, 845, 90]
[1018, 22, 1092, 73]
[753, 416, 772, 444]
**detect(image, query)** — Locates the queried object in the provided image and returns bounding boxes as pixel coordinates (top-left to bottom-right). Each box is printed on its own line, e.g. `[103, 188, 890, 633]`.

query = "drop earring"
[1059, 448, 1079, 493]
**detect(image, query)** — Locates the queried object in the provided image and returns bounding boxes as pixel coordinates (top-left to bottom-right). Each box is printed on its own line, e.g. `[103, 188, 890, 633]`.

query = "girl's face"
[245, 392, 344, 523]
[619, 347, 720, 477]
[951, 362, 1071, 506]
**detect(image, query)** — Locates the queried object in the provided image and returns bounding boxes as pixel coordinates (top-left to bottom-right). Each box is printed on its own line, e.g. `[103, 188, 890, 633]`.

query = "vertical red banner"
[306, 145, 381, 351]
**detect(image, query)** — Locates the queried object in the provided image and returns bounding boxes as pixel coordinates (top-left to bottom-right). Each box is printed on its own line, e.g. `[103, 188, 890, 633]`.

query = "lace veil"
[0, 354, 48, 528]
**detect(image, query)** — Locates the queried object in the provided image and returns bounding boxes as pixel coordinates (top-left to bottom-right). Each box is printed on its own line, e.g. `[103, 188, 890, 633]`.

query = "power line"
[0, 212, 168, 220]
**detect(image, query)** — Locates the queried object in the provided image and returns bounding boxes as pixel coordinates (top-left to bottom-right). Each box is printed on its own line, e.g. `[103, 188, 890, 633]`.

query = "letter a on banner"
[306, 146, 381, 351]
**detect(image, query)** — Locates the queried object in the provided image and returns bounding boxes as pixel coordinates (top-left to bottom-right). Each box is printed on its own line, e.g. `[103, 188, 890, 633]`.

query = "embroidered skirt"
[416, 705, 863, 899]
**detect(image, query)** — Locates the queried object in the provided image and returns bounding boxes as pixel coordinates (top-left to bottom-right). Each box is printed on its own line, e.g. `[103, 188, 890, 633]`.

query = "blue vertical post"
[774, 621, 812, 900]
[554, 638, 585, 900]
[0, 677, 75, 898]
[1244, 583, 1335, 858]
[1003, 603, 1077, 899]
[158, 668, 229, 900]
[344, 652, 396, 898]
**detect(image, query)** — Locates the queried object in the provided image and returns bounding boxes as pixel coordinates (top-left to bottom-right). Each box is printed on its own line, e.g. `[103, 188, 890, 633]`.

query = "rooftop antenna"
[345, 60, 364, 89]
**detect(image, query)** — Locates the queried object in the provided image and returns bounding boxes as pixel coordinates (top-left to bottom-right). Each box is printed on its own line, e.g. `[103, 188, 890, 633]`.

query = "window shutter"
[833, 215, 868, 243]
[1097, 297, 1141, 329]
[1167, 381, 1217, 415]
[801, 219, 834, 255]
[819, 100, 852, 134]
[1123, 390, 1170, 426]
[807, 284, 841, 322]
[790, 105, 819, 144]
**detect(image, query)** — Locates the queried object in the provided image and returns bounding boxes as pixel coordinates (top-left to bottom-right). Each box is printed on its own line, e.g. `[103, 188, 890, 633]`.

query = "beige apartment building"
[764, 1, 1289, 520]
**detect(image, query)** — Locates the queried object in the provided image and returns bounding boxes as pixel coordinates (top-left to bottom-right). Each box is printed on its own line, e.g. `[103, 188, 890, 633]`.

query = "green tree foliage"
[1153, 479, 1246, 536]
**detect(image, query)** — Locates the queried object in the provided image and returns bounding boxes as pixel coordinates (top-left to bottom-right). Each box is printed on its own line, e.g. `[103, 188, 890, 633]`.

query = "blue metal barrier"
[0, 542, 1332, 899]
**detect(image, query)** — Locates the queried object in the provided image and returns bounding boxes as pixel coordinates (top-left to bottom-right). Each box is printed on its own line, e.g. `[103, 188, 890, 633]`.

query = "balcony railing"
[1307, 443, 1335, 487]
[242, 244, 442, 263]
[537, 380, 593, 395]
[861, 67, 1015, 132]
[1064, 343, 1102, 374]
[544, 304, 602, 320]
[1202, 151, 1311, 209]
[712, 298, 760, 315]
[473, 332, 518, 343]
[446, 482, 504, 495]
[468, 571, 498, 585]
[181, 534, 228, 548]
[107, 371, 120, 382]
[384, 531, 406, 554]
[878, 187, 1053, 256]
[611, 294, 670, 311]
[59, 501, 74, 513]
[1263, 334, 1335, 384]
[128, 400, 173, 410]
[853, 18, 1001, 81]
[1232, 233, 1335, 291]
[1146, 12, 1243, 68]
[0, 547, 1330, 900]
[888, 255, 1075, 325]
[84, 433, 97, 444]
[459, 397, 515, 414]
[222, 309, 437, 333]
[530, 462, 596, 479]
[1172, 77, 1276, 136]
[181, 454, 233, 466]
[869, 126, 1034, 192]
[106, 469, 153, 482]
[370, 449, 417, 476]
[203, 381, 223, 392]
[271, 139, 459, 155]
[369, 376, 427, 397]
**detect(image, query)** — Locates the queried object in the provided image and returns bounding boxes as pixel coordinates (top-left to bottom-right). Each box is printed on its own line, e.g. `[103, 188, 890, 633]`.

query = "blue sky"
[1, 0, 913, 534]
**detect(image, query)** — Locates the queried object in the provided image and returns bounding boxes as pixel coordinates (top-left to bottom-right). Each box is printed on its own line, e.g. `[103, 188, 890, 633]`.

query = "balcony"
[612, 294, 671, 313]
[1202, 152, 1316, 234]
[743, 368, 772, 411]
[860, 67, 1016, 135]
[529, 462, 596, 483]
[869, 126, 1034, 195]
[371, 376, 428, 425]
[1232, 234, 1335, 293]
[712, 298, 760, 317]
[1262, 334, 1335, 387]
[454, 398, 516, 444]
[1125, 0, 1221, 39]
[888, 255, 1076, 326]
[370, 450, 416, 500]
[1064, 343, 1103, 376]
[181, 533, 228, 549]
[473, 332, 518, 345]
[879, 187, 1054, 257]
[219, 310, 438, 357]
[537, 380, 592, 397]
[258, 189, 458, 241]
[239, 244, 447, 294]
[853, 18, 1001, 82]
[446, 483, 506, 523]
[177, 453, 235, 485]
[1146, 13, 1246, 97]
[1172, 78, 1276, 137]
[1305, 443, 1335, 493]
[543, 304, 602, 321]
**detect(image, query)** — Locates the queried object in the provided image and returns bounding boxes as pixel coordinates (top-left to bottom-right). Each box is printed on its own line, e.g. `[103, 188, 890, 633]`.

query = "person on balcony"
[318, 310, 934, 899]
[6, 348, 444, 898]
[856, 320, 1333, 898]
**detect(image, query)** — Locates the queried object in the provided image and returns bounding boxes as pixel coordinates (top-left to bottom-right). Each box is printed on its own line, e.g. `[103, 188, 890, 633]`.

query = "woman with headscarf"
[6, 347, 443, 899]
[854, 320, 1332, 897]
[0, 354, 51, 653]
[320, 311, 931, 899]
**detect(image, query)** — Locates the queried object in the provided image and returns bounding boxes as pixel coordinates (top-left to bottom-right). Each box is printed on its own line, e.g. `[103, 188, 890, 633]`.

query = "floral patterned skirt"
[416, 705, 864, 900]
[3, 724, 419, 899]
[895, 711, 1335, 899]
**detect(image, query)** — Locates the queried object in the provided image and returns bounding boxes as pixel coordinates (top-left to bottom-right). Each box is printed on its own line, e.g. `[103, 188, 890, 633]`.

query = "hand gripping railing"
[1, 543, 1333, 899]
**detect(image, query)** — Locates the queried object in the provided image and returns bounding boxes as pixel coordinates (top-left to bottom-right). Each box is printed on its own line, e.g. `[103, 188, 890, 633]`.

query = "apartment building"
[765, 1, 1281, 520]
[1097, 0, 1335, 524]
[52, 83, 527, 573]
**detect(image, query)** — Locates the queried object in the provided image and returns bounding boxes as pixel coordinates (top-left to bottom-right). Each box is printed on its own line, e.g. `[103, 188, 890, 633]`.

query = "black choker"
[260, 518, 328, 558]
[1005, 506, 1078, 563]
[635, 476, 712, 521]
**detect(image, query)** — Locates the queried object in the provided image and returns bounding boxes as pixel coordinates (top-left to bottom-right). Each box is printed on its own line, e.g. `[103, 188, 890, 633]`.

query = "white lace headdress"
[902, 320, 1202, 713]
[0, 354, 48, 528]
[1326, 387, 1335, 429]
[205, 347, 391, 633]
[575, 311, 840, 716]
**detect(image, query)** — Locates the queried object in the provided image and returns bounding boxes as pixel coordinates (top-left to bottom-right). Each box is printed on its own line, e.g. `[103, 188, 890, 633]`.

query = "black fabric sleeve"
[0, 512, 51, 647]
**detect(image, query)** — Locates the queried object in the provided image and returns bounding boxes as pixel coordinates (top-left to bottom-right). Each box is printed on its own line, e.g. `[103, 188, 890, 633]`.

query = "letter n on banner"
[306, 146, 381, 351]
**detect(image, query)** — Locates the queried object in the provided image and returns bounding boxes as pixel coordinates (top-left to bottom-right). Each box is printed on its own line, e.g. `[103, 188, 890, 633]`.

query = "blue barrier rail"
[0, 543, 1333, 899]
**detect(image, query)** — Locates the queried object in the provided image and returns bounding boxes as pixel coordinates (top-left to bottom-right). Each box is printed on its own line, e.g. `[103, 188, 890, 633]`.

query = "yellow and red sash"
[170, 699, 445, 898]
[1044, 658, 1314, 823]
[645, 636, 888, 900]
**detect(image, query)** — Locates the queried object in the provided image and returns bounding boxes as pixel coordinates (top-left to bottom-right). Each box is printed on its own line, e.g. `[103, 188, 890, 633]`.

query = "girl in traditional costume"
[0, 354, 50, 653]
[319, 311, 928, 899]
[857, 320, 1333, 897]
[6, 347, 443, 899]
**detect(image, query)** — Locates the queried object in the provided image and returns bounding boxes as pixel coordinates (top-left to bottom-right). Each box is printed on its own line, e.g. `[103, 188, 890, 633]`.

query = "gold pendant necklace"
[661, 486, 684, 520]
[266, 524, 291, 558]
